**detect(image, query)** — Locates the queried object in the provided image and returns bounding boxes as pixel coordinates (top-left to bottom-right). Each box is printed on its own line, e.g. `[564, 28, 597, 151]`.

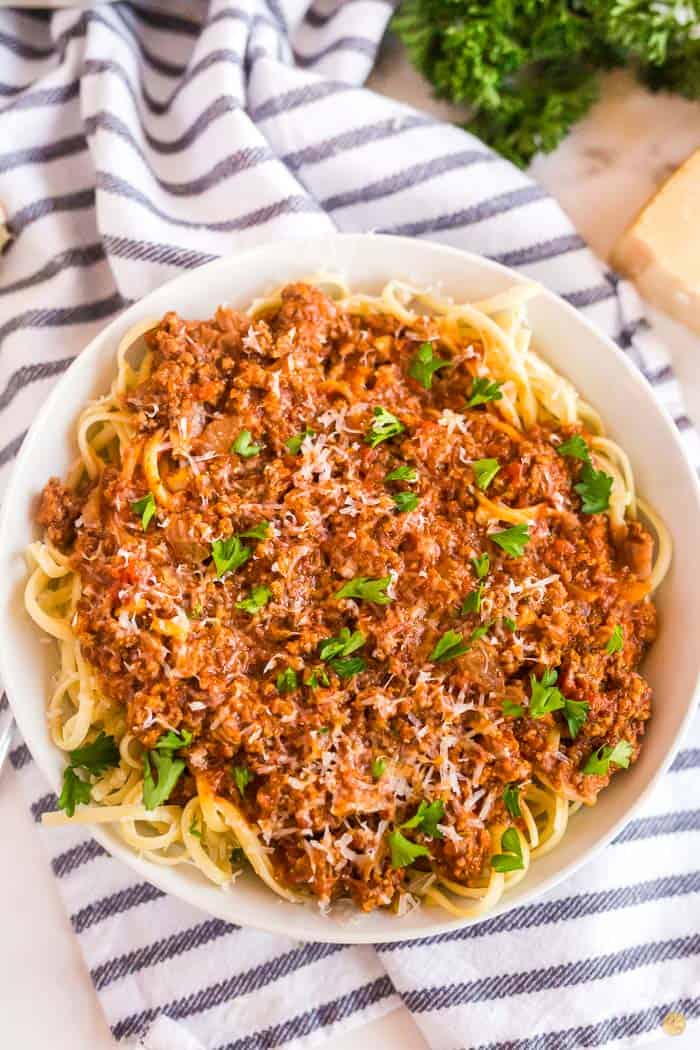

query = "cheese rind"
[612, 149, 700, 335]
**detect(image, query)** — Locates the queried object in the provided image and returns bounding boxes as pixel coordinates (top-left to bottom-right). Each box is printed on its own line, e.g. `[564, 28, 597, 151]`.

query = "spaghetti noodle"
[28, 277, 669, 918]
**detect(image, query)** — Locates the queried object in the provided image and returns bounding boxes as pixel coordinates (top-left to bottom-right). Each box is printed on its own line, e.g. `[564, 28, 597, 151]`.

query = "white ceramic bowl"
[2, 234, 699, 944]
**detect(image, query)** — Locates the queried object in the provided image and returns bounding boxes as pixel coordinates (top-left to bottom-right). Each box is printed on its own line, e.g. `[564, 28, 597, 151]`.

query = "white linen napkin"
[2, 3, 699, 1049]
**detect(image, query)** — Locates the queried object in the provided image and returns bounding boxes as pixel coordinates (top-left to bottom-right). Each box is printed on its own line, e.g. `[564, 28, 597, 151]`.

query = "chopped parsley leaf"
[491, 826, 524, 872]
[606, 624, 624, 654]
[307, 668, 330, 689]
[239, 521, 269, 541]
[429, 628, 470, 664]
[503, 698, 525, 718]
[461, 584, 483, 615]
[365, 406, 405, 447]
[334, 575, 392, 604]
[388, 829, 430, 868]
[472, 457, 501, 491]
[409, 341, 452, 389]
[58, 731, 121, 817]
[68, 731, 120, 774]
[393, 491, 420, 513]
[329, 655, 366, 680]
[319, 628, 366, 662]
[490, 522, 530, 557]
[233, 764, 252, 796]
[276, 668, 298, 694]
[575, 461, 613, 514]
[503, 616, 517, 631]
[189, 817, 202, 839]
[529, 668, 565, 718]
[469, 622, 492, 642]
[231, 429, 263, 458]
[468, 376, 503, 408]
[156, 729, 193, 752]
[143, 750, 186, 810]
[131, 492, 156, 531]
[583, 739, 633, 776]
[471, 553, 490, 579]
[563, 698, 589, 739]
[285, 427, 315, 454]
[236, 584, 272, 614]
[371, 756, 386, 780]
[503, 783, 521, 818]
[58, 767, 92, 817]
[557, 434, 590, 461]
[385, 465, 418, 483]
[402, 799, 445, 838]
[211, 535, 250, 578]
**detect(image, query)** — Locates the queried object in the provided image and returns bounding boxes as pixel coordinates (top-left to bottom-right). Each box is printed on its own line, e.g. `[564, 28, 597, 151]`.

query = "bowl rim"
[2, 232, 700, 944]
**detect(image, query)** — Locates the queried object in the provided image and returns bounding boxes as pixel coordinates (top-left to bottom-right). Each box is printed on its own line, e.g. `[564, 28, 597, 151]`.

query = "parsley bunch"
[393, 1, 700, 167]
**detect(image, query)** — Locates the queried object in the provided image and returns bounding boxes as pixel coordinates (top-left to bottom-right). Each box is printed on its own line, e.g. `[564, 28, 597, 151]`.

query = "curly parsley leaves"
[409, 342, 452, 389]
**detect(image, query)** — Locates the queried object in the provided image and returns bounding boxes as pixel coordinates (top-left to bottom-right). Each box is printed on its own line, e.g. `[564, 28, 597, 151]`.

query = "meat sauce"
[37, 283, 656, 909]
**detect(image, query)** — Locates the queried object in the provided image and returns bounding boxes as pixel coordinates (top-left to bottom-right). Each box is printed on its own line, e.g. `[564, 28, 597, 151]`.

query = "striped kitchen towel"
[2, 2, 700, 1049]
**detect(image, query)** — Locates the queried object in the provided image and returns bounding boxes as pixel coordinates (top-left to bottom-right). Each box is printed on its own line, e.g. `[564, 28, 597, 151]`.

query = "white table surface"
[2, 43, 700, 1050]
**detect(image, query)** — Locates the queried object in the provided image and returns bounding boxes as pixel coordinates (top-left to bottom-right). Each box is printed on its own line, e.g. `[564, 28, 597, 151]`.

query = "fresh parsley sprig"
[583, 739, 633, 776]
[409, 342, 452, 389]
[491, 523, 530, 558]
[468, 376, 503, 408]
[334, 575, 393, 604]
[365, 406, 405, 447]
[142, 728, 192, 810]
[57, 731, 121, 817]
[429, 628, 470, 664]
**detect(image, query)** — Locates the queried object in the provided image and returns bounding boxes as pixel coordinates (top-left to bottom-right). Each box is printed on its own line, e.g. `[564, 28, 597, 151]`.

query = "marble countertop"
[3, 40, 700, 1050]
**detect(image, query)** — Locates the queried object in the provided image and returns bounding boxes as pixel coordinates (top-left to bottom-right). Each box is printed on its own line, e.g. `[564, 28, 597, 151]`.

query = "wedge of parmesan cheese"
[612, 149, 700, 335]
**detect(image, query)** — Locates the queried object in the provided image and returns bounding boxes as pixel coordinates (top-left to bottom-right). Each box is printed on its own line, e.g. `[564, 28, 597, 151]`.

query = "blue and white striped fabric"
[2, 3, 699, 1048]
